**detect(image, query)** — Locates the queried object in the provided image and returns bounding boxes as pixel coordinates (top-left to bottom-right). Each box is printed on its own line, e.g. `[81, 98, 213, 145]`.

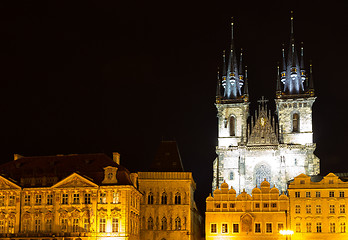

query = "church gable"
[0, 176, 21, 190]
[52, 173, 98, 189]
[247, 99, 278, 145]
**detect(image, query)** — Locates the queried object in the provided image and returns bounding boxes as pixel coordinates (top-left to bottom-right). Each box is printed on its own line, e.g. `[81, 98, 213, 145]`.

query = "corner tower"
[213, 18, 249, 190]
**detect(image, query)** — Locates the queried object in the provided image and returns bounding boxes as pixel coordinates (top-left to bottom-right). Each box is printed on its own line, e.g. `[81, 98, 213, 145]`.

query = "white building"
[212, 14, 320, 194]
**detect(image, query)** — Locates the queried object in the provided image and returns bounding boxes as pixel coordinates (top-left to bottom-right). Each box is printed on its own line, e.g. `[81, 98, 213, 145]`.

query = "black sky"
[0, 1, 347, 213]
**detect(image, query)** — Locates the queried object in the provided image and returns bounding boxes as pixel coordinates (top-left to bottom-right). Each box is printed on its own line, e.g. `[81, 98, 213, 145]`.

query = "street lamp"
[280, 229, 294, 240]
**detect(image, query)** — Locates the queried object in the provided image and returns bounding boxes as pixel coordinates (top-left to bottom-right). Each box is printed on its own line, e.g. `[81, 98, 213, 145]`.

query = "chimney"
[113, 152, 120, 165]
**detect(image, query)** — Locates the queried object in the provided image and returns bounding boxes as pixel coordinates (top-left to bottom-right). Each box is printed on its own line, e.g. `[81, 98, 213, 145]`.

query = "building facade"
[0, 153, 141, 240]
[138, 141, 202, 240]
[288, 173, 348, 239]
[206, 180, 289, 240]
[213, 13, 320, 194]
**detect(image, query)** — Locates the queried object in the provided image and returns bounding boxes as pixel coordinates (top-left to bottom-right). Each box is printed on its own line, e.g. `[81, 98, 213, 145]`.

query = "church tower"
[213, 19, 249, 191]
[213, 13, 320, 194]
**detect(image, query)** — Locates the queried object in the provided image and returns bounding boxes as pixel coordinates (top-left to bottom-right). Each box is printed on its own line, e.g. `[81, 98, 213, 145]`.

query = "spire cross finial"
[290, 11, 294, 34]
[231, 17, 234, 41]
[257, 96, 269, 105]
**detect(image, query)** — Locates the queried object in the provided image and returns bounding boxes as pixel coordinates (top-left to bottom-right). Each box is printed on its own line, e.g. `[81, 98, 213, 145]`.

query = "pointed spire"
[222, 50, 227, 76]
[243, 65, 249, 97]
[308, 61, 315, 96]
[216, 67, 222, 100]
[239, 48, 243, 74]
[300, 42, 305, 70]
[276, 64, 282, 97]
[290, 11, 294, 36]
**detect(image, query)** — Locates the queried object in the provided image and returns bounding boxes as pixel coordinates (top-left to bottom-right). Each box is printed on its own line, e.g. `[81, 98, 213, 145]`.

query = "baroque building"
[206, 180, 289, 239]
[0, 153, 141, 240]
[213, 14, 320, 194]
[138, 141, 202, 240]
[288, 173, 348, 239]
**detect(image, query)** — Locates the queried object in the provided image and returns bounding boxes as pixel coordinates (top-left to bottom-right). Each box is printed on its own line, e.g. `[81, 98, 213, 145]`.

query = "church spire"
[216, 67, 222, 101]
[243, 65, 249, 101]
[276, 64, 282, 97]
[308, 62, 315, 96]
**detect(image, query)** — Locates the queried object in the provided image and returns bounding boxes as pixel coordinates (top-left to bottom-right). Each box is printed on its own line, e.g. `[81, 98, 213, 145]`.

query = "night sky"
[1, 1, 347, 213]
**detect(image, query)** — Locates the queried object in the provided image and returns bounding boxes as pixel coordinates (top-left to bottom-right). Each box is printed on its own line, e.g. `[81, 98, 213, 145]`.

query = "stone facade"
[288, 173, 348, 239]
[138, 172, 202, 240]
[0, 153, 142, 240]
[206, 180, 289, 239]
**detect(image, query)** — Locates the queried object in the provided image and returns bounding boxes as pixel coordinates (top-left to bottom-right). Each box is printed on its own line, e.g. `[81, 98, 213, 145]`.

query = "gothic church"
[213, 14, 320, 194]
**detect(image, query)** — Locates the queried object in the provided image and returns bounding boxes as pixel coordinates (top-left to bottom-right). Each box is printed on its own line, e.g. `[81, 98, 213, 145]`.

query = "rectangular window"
[24, 195, 30, 206]
[46, 219, 52, 232]
[278, 223, 284, 232]
[271, 203, 277, 208]
[215, 203, 220, 208]
[0, 196, 5, 206]
[73, 193, 80, 204]
[263, 203, 269, 208]
[62, 193, 68, 204]
[295, 192, 300, 198]
[222, 223, 228, 233]
[230, 203, 235, 208]
[330, 205, 335, 213]
[61, 219, 68, 232]
[340, 191, 345, 198]
[329, 191, 335, 197]
[100, 218, 106, 232]
[0, 220, 4, 233]
[266, 223, 272, 233]
[316, 223, 322, 232]
[100, 193, 107, 204]
[316, 205, 321, 214]
[8, 195, 15, 206]
[84, 218, 90, 232]
[341, 222, 346, 233]
[233, 223, 239, 233]
[84, 193, 91, 204]
[112, 192, 119, 204]
[296, 223, 301, 233]
[316, 191, 321, 197]
[211, 223, 217, 233]
[255, 203, 260, 208]
[35, 194, 42, 205]
[329, 180, 334, 184]
[306, 204, 311, 214]
[8, 220, 14, 233]
[223, 203, 227, 208]
[112, 218, 119, 232]
[35, 219, 41, 232]
[255, 223, 261, 233]
[306, 222, 312, 232]
[47, 194, 53, 205]
[23, 219, 30, 232]
[295, 205, 301, 214]
[340, 204, 346, 214]
[306, 192, 311, 198]
[330, 223, 336, 233]
[73, 219, 79, 232]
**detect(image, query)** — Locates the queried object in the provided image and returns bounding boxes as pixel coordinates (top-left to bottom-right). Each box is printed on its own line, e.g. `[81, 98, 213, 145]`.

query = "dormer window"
[102, 166, 118, 184]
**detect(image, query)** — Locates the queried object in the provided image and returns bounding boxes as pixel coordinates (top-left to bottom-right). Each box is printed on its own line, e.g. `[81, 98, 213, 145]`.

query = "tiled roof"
[0, 153, 133, 187]
[149, 141, 184, 172]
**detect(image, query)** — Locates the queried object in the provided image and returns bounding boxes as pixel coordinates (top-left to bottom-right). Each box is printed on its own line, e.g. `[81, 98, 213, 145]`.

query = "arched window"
[161, 192, 167, 204]
[254, 163, 271, 187]
[175, 217, 181, 230]
[161, 217, 167, 230]
[147, 217, 153, 230]
[174, 192, 181, 204]
[147, 192, 154, 205]
[292, 113, 299, 132]
[229, 116, 236, 136]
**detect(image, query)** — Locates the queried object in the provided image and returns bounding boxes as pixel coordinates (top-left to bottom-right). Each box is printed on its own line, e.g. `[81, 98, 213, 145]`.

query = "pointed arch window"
[175, 217, 181, 230]
[161, 192, 167, 204]
[147, 192, 154, 205]
[174, 192, 181, 204]
[230, 116, 236, 136]
[148, 217, 153, 230]
[161, 217, 167, 230]
[292, 113, 299, 133]
[254, 163, 271, 187]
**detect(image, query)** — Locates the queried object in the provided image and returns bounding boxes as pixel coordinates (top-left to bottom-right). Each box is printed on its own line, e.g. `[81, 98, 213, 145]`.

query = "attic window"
[300, 180, 305, 184]
[329, 180, 334, 184]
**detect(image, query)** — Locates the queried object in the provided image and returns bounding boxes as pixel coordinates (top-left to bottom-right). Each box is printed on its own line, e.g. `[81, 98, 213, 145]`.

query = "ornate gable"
[0, 176, 21, 190]
[248, 101, 278, 145]
[52, 173, 98, 189]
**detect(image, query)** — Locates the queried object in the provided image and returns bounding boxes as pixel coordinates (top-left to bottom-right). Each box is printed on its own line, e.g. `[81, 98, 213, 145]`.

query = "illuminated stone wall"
[288, 173, 348, 240]
[138, 172, 202, 240]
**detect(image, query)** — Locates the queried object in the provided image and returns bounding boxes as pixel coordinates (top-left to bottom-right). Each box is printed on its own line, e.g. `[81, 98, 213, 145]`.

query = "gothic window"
[161, 192, 167, 204]
[175, 217, 181, 230]
[254, 163, 271, 187]
[229, 171, 234, 180]
[175, 192, 181, 204]
[148, 192, 154, 204]
[161, 217, 167, 230]
[148, 217, 153, 230]
[292, 113, 299, 132]
[229, 116, 236, 136]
